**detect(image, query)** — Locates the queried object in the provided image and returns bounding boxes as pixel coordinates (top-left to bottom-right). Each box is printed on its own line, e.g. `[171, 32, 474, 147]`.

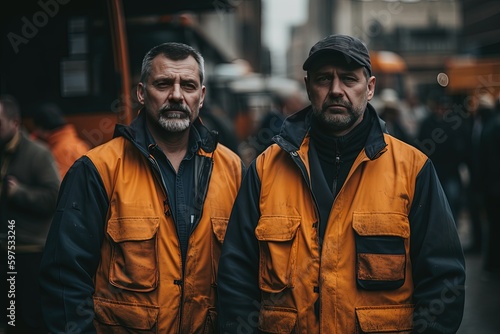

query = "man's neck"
[1, 130, 21, 154]
[148, 123, 191, 173]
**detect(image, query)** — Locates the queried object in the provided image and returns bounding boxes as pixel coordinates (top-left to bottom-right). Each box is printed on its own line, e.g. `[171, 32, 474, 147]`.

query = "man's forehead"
[151, 56, 200, 80]
[153, 55, 198, 70]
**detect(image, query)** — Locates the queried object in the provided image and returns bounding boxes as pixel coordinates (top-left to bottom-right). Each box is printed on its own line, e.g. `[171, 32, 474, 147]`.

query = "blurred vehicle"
[369, 50, 407, 110]
[1, 0, 236, 147]
[444, 56, 500, 108]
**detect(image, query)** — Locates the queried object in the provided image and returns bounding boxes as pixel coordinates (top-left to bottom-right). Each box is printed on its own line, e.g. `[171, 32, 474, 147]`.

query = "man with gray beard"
[40, 42, 245, 333]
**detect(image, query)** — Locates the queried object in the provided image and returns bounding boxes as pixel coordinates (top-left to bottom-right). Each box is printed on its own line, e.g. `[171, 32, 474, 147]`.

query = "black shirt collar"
[311, 108, 373, 163]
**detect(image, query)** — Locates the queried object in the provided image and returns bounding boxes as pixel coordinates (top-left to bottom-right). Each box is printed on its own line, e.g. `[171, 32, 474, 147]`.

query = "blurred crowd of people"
[376, 88, 500, 274]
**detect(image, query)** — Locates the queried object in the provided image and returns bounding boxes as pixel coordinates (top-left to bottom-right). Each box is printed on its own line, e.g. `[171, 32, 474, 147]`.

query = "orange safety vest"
[86, 136, 242, 333]
[254, 134, 427, 333]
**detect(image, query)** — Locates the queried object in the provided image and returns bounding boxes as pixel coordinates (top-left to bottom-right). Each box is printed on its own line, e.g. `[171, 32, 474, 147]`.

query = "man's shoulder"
[383, 133, 428, 164]
[19, 131, 53, 156]
[87, 136, 127, 152]
[213, 143, 242, 164]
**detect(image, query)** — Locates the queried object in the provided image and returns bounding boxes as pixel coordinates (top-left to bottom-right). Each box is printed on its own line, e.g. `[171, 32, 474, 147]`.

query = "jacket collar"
[274, 102, 387, 160]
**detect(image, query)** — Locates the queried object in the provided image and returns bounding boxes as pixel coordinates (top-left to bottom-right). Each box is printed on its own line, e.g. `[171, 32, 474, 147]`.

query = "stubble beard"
[312, 96, 367, 133]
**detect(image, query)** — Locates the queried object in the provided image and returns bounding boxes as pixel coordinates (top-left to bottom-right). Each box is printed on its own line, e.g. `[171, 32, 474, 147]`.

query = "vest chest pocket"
[107, 217, 160, 292]
[353, 212, 410, 291]
[255, 216, 301, 293]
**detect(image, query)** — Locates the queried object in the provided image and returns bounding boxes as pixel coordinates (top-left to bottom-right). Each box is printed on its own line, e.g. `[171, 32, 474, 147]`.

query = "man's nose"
[169, 83, 183, 101]
[329, 78, 343, 97]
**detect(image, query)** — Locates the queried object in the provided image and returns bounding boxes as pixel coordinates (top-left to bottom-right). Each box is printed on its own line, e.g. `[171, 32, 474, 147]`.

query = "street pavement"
[456, 213, 500, 334]
[457, 252, 500, 334]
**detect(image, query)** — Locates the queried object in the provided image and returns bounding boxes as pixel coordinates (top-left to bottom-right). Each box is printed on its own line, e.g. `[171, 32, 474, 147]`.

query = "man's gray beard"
[159, 116, 191, 132]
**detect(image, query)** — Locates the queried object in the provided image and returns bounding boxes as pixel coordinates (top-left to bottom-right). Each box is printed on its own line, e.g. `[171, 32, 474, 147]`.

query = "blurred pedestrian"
[39, 42, 244, 333]
[32, 101, 91, 179]
[416, 93, 470, 223]
[479, 92, 500, 273]
[463, 92, 496, 254]
[250, 90, 307, 157]
[217, 34, 465, 333]
[0, 94, 60, 333]
[378, 89, 412, 145]
[400, 92, 430, 140]
[199, 102, 239, 154]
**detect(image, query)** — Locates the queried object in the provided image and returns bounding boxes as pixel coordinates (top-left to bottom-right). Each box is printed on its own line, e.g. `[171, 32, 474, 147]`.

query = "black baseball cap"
[302, 34, 372, 76]
[33, 102, 66, 130]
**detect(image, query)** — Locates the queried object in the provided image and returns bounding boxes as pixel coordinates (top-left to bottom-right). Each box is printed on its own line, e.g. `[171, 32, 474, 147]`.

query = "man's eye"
[182, 83, 197, 90]
[316, 76, 330, 83]
[343, 76, 357, 82]
[155, 82, 170, 88]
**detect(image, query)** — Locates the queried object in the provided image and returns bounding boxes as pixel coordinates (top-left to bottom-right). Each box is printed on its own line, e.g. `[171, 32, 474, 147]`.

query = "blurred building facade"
[196, 0, 264, 74]
[460, 0, 500, 57]
[288, 0, 465, 100]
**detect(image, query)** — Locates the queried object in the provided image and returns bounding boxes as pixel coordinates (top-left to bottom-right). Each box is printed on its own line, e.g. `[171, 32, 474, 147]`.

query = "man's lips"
[326, 104, 347, 111]
[162, 110, 188, 118]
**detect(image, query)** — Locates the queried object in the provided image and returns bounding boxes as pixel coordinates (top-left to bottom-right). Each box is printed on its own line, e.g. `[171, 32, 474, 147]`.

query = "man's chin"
[325, 106, 348, 114]
[159, 119, 191, 132]
[320, 115, 354, 132]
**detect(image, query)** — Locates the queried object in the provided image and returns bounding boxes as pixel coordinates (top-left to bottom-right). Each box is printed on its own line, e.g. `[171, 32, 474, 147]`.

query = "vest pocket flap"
[353, 212, 410, 238]
[356, 305, 413, 333]
[93, 296, 159, 330]
[107, 217, 160, 242]
[255, 216, 301, 241]
[211, 217, 229, 243]
[258, 306, 297, 333]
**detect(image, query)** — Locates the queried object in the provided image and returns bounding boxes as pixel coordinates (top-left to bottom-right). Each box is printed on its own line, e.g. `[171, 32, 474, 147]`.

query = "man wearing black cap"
[218, 34, 465, 333]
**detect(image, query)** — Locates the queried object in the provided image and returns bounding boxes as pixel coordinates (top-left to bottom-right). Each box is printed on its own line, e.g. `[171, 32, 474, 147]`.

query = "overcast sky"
[262, 0, 307, 76]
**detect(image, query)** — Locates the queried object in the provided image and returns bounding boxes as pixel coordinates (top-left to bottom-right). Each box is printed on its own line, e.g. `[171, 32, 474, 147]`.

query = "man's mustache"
[322, 99, 352, 110]
[160, 104, 192, 115]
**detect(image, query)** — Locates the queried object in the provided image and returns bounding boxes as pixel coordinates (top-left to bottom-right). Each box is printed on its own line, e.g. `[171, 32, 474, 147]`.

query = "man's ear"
[199, 85, 206, 108]
[304, 75, 311, 101]
[367, 76, 376, 101]
[137, 83, 145, 104]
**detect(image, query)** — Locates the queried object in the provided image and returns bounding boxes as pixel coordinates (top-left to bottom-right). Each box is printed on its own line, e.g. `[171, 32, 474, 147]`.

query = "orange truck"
[445, 56, 500, 108]
[1, 0, 235, 147]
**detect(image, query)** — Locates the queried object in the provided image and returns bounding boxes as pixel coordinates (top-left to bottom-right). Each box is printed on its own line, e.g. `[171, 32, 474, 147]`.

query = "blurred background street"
[2, 0, 499, 166]
[456, 211, 500, 334]
[458, 252, 500, 333]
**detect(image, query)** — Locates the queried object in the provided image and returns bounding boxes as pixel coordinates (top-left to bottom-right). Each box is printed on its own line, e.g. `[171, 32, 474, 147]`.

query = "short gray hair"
[140, 42, 205, 85]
